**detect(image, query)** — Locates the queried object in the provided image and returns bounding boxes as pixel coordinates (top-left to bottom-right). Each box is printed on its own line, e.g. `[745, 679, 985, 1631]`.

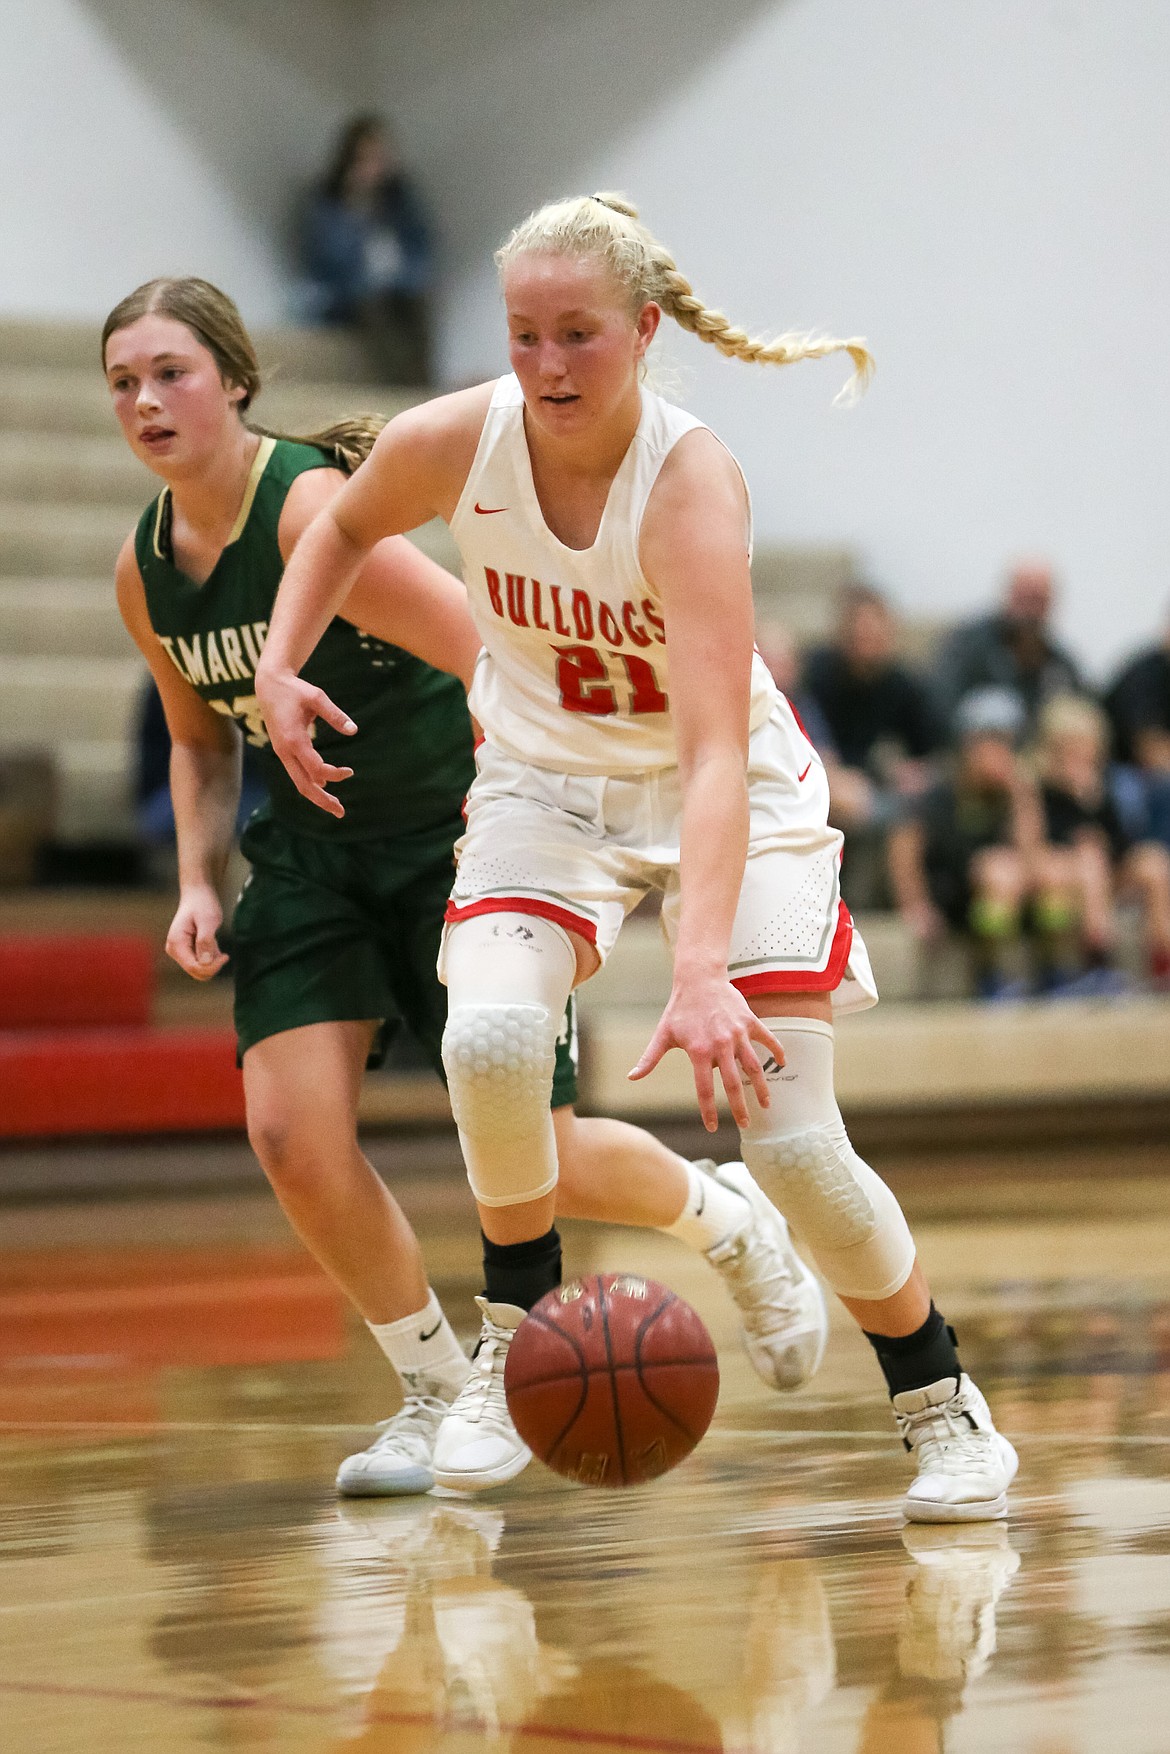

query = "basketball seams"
[511, 1306, 589, 1462]
[597, 1274, 629, 1484]
[635, 1298, 715, 1443]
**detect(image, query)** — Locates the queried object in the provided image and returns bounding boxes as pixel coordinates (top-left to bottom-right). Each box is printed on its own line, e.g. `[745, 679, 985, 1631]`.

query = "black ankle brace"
[863, 1304, 962, 1399]
[481, 1227, 562, 1313]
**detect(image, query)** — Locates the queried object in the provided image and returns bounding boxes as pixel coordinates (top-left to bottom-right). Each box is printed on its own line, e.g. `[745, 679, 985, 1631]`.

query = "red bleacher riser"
[0, 1027, 245, 1137]
[0, 935, 155, 1028]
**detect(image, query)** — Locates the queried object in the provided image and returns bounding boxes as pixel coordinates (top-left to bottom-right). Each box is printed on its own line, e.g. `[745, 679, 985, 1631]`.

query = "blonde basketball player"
[104, 274, 817, 1501]
[256, 194, 1018, 1520]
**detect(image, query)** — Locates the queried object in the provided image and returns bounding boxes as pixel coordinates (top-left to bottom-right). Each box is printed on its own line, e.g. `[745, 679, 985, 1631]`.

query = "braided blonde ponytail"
[496, 193, 873, 403]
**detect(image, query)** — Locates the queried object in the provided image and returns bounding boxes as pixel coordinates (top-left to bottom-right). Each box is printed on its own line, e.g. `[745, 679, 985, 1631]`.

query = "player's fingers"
[690, 1053, 719, 1133]
[628, 1024, 671, 1081]
[297, 741, 354, 785]
[748, 1014, 785, 1059]
[286, 751, 346, 818]
[194, 928, 226, 977]
[311, 690, 357, 737]
[718, 1046, 752, 1131]
[738, 1038, 771, 1113]
[164, 929, 198, 976]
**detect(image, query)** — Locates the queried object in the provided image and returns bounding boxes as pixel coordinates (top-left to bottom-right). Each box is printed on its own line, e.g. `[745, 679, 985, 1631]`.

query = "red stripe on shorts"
[444, 896, 599, 946]
[730, 899, 853, 997]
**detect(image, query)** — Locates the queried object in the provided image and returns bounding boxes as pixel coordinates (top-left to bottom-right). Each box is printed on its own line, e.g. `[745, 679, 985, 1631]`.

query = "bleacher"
[1, 318, 1169, 1155]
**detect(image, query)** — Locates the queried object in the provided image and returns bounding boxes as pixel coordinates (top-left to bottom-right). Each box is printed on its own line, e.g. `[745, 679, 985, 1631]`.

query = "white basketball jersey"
[450, 373, 777, 774]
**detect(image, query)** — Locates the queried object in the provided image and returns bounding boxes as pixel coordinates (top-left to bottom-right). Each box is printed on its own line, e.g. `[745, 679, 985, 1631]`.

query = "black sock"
[481, 1227, 562, 1313]
[864, 1304, 961, 1399]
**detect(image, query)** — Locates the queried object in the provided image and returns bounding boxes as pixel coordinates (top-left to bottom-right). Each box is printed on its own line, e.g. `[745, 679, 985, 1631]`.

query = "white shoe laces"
[365, 1394, 448, 1466]
[897, 1388, 997, 1477]
[448, 1316, 514, 1431]
[708, 1225, 805, 1335]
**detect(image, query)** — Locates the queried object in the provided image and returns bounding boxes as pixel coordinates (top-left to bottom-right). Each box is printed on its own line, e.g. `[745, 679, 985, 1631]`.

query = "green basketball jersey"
[135, 436, 474, 840]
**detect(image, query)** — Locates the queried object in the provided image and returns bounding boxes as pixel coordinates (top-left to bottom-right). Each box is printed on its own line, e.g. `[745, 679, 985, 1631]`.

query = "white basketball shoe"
[336, 1394, 451, 1497]
[699, 1160, 829, 1391]
[895, 1374, 1018, 1523]
[432, 1298, 532, 1493]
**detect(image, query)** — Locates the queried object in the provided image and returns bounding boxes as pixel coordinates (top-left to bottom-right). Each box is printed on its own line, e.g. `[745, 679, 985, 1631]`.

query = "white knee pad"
[440, 913, 576, 1209]
[739, 1018, 916, 1301]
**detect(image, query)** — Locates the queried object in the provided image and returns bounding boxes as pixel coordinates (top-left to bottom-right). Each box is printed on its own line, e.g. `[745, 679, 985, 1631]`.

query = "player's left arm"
[628, 431, 783, 1131]
[277, 470, 482, 692]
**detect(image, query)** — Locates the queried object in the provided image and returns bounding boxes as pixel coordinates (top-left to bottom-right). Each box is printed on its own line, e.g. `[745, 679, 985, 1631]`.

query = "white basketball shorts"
[441, 696, 878, 1013]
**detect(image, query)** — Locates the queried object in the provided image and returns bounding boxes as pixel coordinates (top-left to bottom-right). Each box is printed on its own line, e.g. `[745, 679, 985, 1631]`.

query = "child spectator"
[887, 688, 1078, 998]
[1038, 695, 1170, 991]
[299, 114, 435, 385]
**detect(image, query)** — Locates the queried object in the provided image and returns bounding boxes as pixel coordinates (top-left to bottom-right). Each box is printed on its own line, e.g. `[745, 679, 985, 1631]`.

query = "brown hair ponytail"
[100, 278, 385, 472]
[496, 194, 874, 403]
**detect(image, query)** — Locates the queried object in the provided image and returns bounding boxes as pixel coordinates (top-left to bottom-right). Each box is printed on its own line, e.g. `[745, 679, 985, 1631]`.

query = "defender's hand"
[166, 886, 229, 981]
[255, 665, 355, 819]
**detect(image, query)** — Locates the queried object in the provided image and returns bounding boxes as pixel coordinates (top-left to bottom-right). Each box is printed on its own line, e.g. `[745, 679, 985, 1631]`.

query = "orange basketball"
[504, 1273, 719, 1487]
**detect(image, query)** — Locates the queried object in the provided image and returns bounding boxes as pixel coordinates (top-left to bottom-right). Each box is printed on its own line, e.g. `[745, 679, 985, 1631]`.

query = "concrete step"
[0, 317, 378, 383]
[57, 740, 136, 840]
[0, 367, 418, 439]
[581, 996, 1170, 1121]
[0, 581, 129, 659]
[0, 654, 144, 742]
[0, 432, 154, 508]
[0, 501, 129, 577]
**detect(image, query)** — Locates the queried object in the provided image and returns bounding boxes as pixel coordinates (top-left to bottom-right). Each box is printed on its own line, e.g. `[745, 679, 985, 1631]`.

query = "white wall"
[3, 0, 1166, 669]
[0, 0, 367, 324]
[372, 0, 1170, 675]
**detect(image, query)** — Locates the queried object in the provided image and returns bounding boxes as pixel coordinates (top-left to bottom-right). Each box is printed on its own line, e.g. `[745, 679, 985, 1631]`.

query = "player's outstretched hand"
[628, 974, 786, 1133]
[255, 665, 356, 819]
[167, 885, 230, 981]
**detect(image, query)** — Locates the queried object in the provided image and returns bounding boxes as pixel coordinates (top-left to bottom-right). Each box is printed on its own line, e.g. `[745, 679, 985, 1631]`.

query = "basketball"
[503, 1273, 719, 1487]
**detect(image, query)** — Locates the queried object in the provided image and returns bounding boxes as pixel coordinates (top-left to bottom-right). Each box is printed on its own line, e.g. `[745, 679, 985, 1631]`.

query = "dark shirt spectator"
[934, 560, 1085, 737]
[804, 585, 942, 777]
[1105, 635, 1170, 769]
[299, 114, 435, 386]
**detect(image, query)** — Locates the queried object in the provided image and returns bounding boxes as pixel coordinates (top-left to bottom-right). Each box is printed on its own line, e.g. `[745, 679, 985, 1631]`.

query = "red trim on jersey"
[731, 900, 853, 997]
[444, 896, 599, 946]
[782, 691, 817, 751]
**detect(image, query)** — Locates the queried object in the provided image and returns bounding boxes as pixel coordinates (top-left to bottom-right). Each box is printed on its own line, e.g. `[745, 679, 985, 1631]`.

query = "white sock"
[366, 1289, 471, 1401]
[663, 1161, 750, 1254]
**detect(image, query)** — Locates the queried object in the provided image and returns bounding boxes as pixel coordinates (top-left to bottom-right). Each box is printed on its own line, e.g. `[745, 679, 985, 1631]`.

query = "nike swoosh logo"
[418, 1320, 442, 1342]
[797, 762, 812, 782]
[474, 503, 508, 515]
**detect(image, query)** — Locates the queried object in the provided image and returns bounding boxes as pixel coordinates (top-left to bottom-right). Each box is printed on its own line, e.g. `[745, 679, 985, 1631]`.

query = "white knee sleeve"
[739, 1018, 916, 1301]
[441, 913, 576, 1208]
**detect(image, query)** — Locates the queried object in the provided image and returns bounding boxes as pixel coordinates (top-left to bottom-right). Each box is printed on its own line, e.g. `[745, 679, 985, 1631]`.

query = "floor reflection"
[3, 1175, 1170, 1749]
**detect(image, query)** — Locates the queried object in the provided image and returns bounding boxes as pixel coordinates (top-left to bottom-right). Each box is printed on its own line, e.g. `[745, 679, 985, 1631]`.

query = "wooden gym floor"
[4, 1137, 1170, 1752]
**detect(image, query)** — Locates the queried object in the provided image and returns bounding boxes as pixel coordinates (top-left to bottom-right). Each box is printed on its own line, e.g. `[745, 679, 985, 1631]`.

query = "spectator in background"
[934, 560, 1085, 739]
[756, 620, 877, 833]
[299, 113, 435, 386]
[887, 688, 1079, 999]
[1105, 608, 1170, 851]
[795, 584, 941, 908]
[804, 583, 942, 820]
[1037, 695, 1170, 991]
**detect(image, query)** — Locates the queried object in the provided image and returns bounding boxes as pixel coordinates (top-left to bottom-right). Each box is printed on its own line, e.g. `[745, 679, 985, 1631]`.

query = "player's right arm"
[256, 385, 490, 818]
[115, 536, 239, 980]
